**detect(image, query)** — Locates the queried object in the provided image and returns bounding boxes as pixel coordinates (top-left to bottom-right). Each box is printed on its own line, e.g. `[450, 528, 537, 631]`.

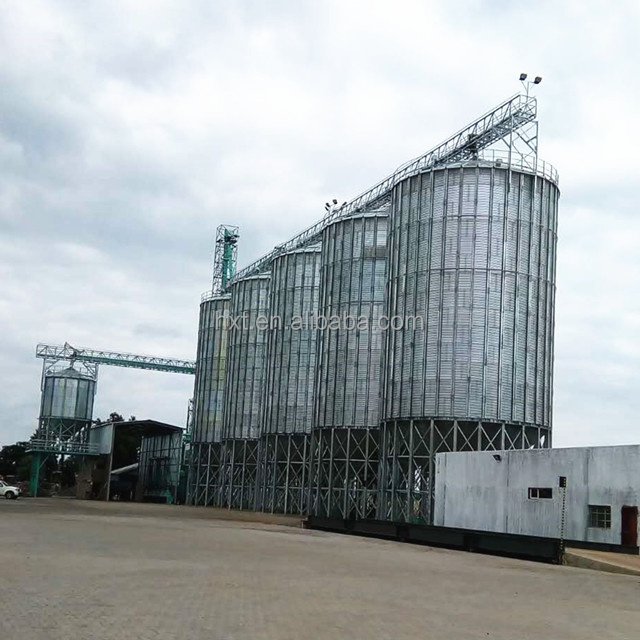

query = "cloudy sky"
[1, 0, 639, 448]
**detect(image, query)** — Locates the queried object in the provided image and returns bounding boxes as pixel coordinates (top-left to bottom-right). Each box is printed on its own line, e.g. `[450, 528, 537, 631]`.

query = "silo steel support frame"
[219, 438, 259, 510]
[258, 433, 309, 514]
[378, 419, 551, 523]
[189, 442, 222, 506]
[308, 427, 379, 520]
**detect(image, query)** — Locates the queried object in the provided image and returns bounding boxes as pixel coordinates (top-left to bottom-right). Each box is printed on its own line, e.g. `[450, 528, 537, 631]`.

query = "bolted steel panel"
[314, 211, 388, 429]
[40, 368, 96, 421]
[223, 274, 271, 440]
[383, 164, 559, 427]
[262, 246, 322, 435]
[192, 295, 231, 443]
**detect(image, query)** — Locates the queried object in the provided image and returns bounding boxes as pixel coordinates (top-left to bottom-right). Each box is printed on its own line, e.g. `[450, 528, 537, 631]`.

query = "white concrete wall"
[434, 445, 640, 545]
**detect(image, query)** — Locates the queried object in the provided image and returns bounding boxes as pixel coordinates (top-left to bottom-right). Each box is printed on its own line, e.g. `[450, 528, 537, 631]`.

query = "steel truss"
[189, 442, 223, 506]
[218, 439, 260, 510]
[308, 427, 379, 520]
[31, 416, 93, 450]
[36, 343, 195, 375]
[257, 433, 309, 515]
[212, 225, 240, 295]
[378, 419, 551, 524]
[228, 93, 539, 285]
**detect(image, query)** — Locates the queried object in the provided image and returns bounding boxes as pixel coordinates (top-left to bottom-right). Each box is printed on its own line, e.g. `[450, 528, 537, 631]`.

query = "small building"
[79, 419, 184, 503]
[433, 445, 640, 550]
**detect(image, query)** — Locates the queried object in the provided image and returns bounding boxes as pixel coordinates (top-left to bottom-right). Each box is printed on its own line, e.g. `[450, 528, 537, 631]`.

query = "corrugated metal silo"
[37, 366, 96, 448]
[379, 159, 559, 523]
[220, 272, 271, 509]
[259, 245, 321, 514]
[40, 366, 96, 421]
[310, 210, 388, 519]
[189, 293, 231, 506]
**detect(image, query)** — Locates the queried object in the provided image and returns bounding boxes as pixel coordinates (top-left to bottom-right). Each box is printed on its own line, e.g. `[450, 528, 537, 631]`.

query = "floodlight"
[333, 199, 338, 205]
[519, 73, 527, 81]
[534, 76, 542, 84]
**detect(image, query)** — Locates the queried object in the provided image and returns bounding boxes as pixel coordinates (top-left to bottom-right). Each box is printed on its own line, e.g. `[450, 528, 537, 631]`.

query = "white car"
[0, 480, 20, 499]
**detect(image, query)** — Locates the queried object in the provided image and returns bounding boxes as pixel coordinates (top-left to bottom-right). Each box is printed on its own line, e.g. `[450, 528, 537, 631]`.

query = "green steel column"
[30, 452, 42, 497]
[221, 230, 235, 289]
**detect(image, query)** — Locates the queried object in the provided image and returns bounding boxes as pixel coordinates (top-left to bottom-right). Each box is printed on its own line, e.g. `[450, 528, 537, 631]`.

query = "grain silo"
[38, 365, 96, 444]
[309, 210, 388, 519]
[220, 272, 271, 509]
[378, 157, 559, 523]
[189, 293, 231, 506]
[258, 245, 321, 514]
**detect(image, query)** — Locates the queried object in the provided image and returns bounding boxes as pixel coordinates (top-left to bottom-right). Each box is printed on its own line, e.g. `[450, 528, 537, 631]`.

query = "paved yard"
[1, 499, 639, 639]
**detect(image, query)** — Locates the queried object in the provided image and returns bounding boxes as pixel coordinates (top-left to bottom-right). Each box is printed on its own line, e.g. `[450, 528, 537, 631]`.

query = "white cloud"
[1, 0, 639, 447]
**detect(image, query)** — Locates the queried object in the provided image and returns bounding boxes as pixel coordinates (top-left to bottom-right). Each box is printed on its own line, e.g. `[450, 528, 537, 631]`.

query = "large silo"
[37, 365, 96, 448]
[189, 293, 231, 506]
[379, 158, 559, 523]
[220, 272, 271, 509]
[310, 210, 388, 519]
[259, 245, 321, 514]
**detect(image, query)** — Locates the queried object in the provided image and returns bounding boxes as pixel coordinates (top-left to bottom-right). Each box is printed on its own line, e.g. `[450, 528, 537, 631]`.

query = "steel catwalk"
[379, 160, 559, 523]
[309, 211, 388, 519]
[259, 246, 321, 513]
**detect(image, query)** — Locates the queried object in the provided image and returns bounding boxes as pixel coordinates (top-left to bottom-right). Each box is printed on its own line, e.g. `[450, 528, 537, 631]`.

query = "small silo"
[37, 365, 96, 448]
[259, 245, 321, 514]
[310, 210, 388, 519]
[220, 272, 271, 509]
[189, 293, 231, 506]
[379, 158, 559, 523]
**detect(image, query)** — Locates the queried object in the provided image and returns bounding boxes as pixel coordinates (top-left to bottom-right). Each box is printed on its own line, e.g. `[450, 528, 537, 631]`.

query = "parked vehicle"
[0, 480, 20, 499]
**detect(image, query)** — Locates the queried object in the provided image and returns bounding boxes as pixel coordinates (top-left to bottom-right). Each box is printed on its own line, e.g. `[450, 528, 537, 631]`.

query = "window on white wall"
[528, 487, 553, 499]
[588, 505, 611, 529]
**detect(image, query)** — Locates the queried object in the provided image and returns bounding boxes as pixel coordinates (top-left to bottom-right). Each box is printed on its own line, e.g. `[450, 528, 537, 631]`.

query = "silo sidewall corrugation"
[192, 295, 231, 443]
[223, 275, 271, 440]
[383, 165, 559, 428]
[263, 248, 321, 435]
[314, 212, 388, 429]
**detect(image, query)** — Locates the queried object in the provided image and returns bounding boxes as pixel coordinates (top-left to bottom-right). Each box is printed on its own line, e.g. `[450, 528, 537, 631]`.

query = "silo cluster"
[189, 132, 559, 523]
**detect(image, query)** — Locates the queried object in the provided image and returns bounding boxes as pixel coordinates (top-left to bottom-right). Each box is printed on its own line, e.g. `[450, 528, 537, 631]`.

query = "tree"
[0, 442, 29, 477]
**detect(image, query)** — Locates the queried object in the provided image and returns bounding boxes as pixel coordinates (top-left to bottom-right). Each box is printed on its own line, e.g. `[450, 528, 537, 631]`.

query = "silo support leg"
[29, 452, 46, 498]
